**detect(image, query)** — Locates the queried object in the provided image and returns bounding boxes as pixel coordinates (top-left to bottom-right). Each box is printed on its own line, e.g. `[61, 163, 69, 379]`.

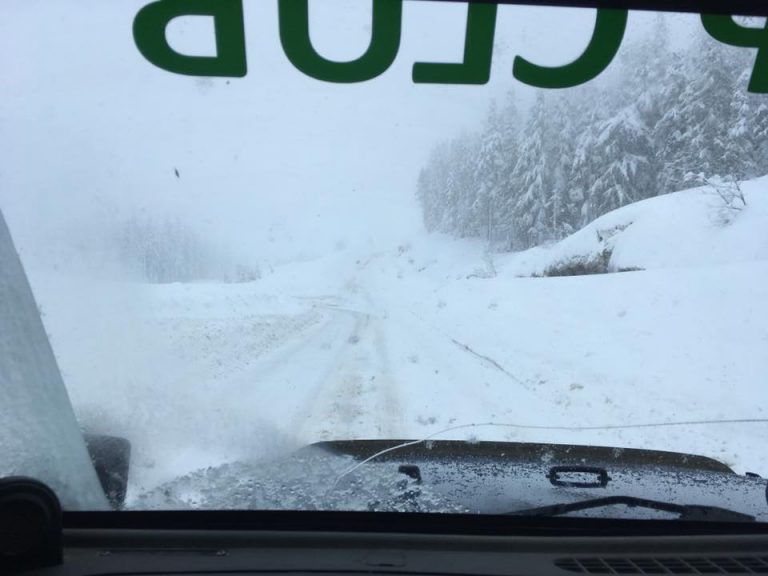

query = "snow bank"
[499, 176, 768, 276]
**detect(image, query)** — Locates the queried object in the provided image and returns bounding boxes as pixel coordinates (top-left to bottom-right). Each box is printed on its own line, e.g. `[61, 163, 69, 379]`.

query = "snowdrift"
[499, 176, 768, 277]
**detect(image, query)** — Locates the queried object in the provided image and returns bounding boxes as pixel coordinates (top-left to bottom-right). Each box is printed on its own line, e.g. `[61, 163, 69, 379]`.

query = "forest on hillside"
[114, 215, 261, 283]
[416, 18, 768, 251]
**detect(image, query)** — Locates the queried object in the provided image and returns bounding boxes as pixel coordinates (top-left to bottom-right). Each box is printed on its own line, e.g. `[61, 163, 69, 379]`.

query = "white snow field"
[25, 176, 768, 506]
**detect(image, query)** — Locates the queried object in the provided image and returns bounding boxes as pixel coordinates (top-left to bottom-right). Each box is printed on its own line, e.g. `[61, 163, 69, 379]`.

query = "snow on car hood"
[132, 440, 768, 521]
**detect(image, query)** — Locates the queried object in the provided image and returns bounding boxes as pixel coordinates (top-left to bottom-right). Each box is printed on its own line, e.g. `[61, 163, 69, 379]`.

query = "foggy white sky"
[0, 0, 694, 266]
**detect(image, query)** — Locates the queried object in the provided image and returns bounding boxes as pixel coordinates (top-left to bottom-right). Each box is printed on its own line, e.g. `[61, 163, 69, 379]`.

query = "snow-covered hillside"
[26, 176, 768, 507]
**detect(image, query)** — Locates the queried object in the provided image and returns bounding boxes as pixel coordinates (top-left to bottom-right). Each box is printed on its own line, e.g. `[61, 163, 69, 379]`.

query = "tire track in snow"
[374, 318, 404, 436]
[290, 289, 404, 442]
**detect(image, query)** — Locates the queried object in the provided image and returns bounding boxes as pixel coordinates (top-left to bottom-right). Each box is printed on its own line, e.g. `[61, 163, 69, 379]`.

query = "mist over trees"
[115, 215, 261, 284]
[416, 22, 767, 251]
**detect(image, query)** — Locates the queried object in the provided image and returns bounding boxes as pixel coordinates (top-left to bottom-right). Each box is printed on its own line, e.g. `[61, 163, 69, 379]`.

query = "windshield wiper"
[508, 495, 755, 522]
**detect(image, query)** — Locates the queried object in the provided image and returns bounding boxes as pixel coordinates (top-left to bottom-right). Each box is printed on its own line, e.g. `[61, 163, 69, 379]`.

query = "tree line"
[115, 214, 261, 283]
[416, 19, 768, 251]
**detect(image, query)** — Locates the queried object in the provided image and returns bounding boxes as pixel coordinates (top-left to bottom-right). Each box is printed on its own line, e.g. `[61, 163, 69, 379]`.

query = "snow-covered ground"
[28, 176, 768, 506]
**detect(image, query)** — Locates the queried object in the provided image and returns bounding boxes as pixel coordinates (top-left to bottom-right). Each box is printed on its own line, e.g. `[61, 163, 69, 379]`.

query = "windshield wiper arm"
[508, 495, 755, 522]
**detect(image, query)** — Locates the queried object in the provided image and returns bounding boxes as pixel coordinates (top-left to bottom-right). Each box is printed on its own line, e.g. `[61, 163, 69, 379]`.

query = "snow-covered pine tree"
[472, 101, 503, 244]
[491, 91, 523, 247]
[544, 93, 582, 239]
[656, 33, 741, 192]
[471, 95, 521, 246]
[580, 105, 657, 220]
[510, 94, 552, 249]
[621, 13, 675, 131]
[751, 95, 768, 169]
[567, 83, 610, 229]
[730, 65, 768, 179]
[416, 141, 454, 233]
[415, 12, 765, 251]
[448, 134, 481, 237]
[415, 168, 436, 232]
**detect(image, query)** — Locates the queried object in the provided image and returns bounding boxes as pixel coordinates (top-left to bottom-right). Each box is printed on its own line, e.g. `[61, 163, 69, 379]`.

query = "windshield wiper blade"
[508, 495, 755, 522]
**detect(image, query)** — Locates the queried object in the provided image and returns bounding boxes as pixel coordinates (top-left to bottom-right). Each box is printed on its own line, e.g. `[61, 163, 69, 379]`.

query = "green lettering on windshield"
[278, 0, 402, 83]
[412, 3, 497, 85]
[513, 9, 627, 89]
[702, 15, 768, 93]
[133, 0, 246, 77]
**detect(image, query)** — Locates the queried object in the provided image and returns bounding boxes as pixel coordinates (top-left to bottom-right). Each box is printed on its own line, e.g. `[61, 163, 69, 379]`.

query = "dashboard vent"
[555, 557, 768, 574]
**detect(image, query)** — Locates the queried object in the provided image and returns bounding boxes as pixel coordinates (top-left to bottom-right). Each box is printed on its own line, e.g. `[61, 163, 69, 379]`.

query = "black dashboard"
[14, 511, 768, 575]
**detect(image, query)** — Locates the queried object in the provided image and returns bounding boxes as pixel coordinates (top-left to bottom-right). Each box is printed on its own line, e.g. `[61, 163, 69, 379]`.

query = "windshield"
[1, 0, 767, 520]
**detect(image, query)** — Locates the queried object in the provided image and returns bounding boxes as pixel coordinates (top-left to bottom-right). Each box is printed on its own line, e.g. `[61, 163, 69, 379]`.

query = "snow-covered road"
[45, 241, 761, 505]
[112, 256, 560, 498]
[237, 282, 406, 443]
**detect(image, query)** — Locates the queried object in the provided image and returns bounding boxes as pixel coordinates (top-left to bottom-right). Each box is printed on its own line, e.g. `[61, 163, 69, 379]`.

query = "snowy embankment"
[28, 177, 768, 506]
[368, 177, 768, 474]
[502, 177, 768, 276]
[370, 177, 767, 472]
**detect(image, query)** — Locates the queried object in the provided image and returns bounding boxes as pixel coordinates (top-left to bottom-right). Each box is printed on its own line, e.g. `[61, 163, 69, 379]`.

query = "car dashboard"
[14, 511, 768, 576]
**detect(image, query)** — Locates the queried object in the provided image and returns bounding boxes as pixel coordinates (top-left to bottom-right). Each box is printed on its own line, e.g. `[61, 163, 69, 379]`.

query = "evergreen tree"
[656, 34, 740, 191]
[416, 142, 453, 233]
[545, 93, 581, 239]
[581, 106, 656, 219]
[472, 94, 521, 245]
[510, 94, 552, 248]
[472, 102, 504, 243]
[730, 67, 768, 178]
[416, 17, 763, 251]
[447, 134, 481, 237]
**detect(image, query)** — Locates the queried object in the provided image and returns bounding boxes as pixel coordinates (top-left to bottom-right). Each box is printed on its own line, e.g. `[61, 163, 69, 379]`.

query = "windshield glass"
[1, 0, 767, 520]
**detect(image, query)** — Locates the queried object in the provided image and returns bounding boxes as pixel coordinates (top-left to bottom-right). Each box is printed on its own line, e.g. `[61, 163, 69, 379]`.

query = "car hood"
[133, 440, 768, 521]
